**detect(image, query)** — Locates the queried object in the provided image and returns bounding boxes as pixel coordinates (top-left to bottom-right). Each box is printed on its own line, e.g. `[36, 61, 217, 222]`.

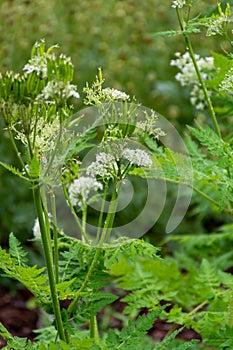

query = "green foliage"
[2, 1, 233, 349]
[155, 328, 199, 350]
[9, 232, 28, 266]
[0, 245, 49, 306]
[0, 161, 29, 181]
[105, 309, 163, 350]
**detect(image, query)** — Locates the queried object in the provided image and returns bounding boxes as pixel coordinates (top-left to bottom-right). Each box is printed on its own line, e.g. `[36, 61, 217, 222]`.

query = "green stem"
[100, 180, 119, 244]
[67, 181, 119, 327]
[161, 175, 233, 215]
[96, 183, 108, 244]
[49, 187, 59, 283]
[90, 315, 99, 343]
[67, 247, 101, 316]
[81, 204, 89, 243]
[165, 300, 208, 339]
[7, 125, 26, 171]
[176, 8, 221, 138]
[33, 186, 67, 343]
[227, 288, 233, 328]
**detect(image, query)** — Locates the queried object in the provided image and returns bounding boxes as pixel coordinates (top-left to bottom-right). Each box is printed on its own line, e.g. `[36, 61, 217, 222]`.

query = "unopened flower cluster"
[170, 52, 214, 110]
[206, 3, 232, 37]
[136, 110, 166, 138]
[83, 69, 130, 106]
[23, 40, 79, 103]
[14, 114, 61, 153]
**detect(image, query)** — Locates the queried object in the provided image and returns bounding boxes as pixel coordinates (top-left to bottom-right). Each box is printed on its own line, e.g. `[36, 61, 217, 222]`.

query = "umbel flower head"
[68, 176, 103, 207]
[170, 52, 214, 110]
[86, 146, 153, 180]
[39, 80, 80, 101]
[122, 148, 152, 167]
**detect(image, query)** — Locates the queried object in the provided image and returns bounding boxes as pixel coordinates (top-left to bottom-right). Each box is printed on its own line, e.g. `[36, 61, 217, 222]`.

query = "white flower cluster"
[68, 176, 103, 207]
[206, 4, 232, 37]
[171, 0, 186, 9]
[40, 80, 80, 101]
[189, 85, 206, 111]
[86, 153, 118, 179]
[170, 52, 214, 86]
[23, 54, 49, 78]
[170, 52, 214, 110]
[136, 110, 166, 139]
[219, 68, 233, 95]
[86, 147, 152, 180]
[102, 88, 130, 101]
[122, 148, 153, 167]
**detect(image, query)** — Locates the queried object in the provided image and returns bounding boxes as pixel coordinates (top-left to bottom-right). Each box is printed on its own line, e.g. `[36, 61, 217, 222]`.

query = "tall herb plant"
[0, 40, 169, 348]
[1, 1, 233, 349]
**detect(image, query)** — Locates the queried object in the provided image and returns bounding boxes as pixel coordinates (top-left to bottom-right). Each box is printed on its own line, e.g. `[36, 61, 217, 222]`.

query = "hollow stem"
[33, 185, 67, 343]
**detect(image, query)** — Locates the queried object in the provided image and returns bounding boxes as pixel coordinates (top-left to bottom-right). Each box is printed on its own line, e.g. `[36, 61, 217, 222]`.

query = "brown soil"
[0, 286, 201, 348]
[0, 286, 39, 348]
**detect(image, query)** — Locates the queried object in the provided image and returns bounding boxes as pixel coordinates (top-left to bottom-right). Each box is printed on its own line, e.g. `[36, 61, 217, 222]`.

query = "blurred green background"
[0, 0, 230, 246]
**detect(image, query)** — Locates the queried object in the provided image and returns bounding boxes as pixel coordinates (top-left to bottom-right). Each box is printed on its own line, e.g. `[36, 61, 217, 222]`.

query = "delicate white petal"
[122, 148, 152, 167]
[68, 176, 103, 207]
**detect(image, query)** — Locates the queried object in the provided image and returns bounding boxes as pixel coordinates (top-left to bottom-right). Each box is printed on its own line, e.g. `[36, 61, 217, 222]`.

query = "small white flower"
[68, 176, 103, 207]
[122, 148, 152, 168]
[13, 114, 61, 153]
[23, 55, 49, 78]
[136, 110, 166, 138]
[219, 68, 233, 95]
[40, 80, 80, 101]
[86, 153, 118, 179]
[190, 84, 206, 110]
[33, 218, 41, 238]
[170, 52, 214, 110]
[171, 0, 186, 9]
[170, 52, 214, 87]
[206, 4, 232, 37]
[33, 213, 52, 238]
[102, 87, 130, 101]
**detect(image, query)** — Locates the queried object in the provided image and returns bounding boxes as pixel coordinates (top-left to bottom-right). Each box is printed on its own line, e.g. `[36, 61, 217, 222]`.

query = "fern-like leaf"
[15, 265, 49, 304]
[155, 328, 199, 349]
[0, 161, 29, 181]
[106, 309, 164, 350]
[0, 247, 49, 306]
[9, 232, 28, 266]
